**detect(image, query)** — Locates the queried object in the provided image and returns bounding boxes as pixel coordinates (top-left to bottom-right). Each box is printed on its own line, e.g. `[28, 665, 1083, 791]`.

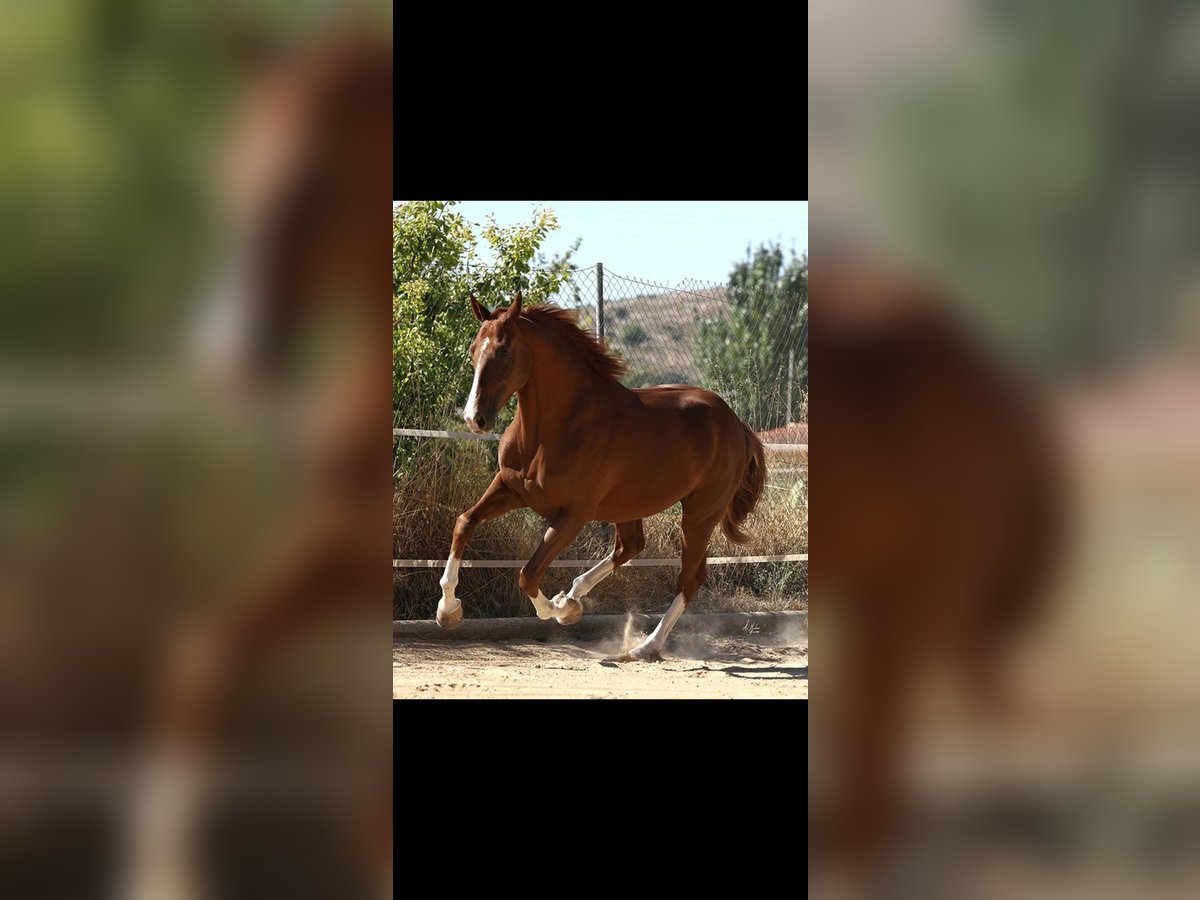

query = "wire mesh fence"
[554, 264, 807, 432]
[416, 262, 809, 434]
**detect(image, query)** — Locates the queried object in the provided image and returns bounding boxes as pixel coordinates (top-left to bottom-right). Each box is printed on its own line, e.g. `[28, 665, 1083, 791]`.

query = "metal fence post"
[787, 348, 795, 424]
[596, 262, 605, 341]
[596, 262, 611, 548]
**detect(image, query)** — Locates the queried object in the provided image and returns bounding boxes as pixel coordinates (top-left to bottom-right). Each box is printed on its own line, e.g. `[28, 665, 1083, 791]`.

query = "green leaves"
[392, 201, 578, 457]
[695, 243, 807, 431]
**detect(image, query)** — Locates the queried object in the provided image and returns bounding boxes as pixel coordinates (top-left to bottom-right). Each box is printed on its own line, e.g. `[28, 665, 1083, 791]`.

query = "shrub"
[620, 323, 649, 347]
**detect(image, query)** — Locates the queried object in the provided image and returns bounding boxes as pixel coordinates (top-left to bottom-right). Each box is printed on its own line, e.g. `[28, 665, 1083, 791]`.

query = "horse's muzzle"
[465, 414, 493, 434]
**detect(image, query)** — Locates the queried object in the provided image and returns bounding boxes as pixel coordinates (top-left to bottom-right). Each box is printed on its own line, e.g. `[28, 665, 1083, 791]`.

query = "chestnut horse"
[165, 31, 393, 750]
[810, 259, 1068, 895]
[123, 29, 393, 900]
[435, 291, 767, 661]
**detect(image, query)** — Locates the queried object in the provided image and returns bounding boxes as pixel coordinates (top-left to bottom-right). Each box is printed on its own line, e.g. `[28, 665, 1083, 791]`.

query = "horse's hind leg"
[549, 519, 645, 623]
[517, 508, 591, 623]
[625, 506, 718, 661]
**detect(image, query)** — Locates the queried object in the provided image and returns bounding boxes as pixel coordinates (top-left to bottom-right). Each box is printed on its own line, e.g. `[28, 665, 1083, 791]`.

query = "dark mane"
[521, 303, 627, 382]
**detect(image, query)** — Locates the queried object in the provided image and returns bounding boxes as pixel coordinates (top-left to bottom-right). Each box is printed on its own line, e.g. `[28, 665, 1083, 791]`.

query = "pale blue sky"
[399, 201, 808, 287]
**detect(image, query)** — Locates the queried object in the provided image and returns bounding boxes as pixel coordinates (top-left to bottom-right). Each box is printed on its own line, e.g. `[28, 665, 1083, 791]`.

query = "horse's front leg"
[518, 509, 592, 626]
[437, 474, 526, 628]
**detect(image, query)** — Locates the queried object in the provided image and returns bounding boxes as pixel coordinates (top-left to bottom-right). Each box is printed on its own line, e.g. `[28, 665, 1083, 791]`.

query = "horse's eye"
[498, 347, 510, 358]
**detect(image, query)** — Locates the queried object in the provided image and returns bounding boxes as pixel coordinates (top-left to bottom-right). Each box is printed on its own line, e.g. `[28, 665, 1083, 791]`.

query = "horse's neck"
[514, 325, 608, 446]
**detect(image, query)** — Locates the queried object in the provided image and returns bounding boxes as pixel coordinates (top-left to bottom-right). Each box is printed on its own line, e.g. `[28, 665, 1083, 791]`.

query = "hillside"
[594, 286, 729, 388]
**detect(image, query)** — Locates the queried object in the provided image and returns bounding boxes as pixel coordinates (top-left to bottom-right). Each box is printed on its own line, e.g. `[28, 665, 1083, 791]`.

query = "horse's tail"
[722, 421, 767, 545]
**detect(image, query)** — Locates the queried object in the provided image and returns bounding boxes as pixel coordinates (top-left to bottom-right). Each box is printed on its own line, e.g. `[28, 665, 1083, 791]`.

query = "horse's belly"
[595, 497, 681, 522]
[595, 475, 693, 522]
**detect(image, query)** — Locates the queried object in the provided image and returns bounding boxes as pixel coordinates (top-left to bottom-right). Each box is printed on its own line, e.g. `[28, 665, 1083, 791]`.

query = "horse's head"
[188, 33, 391, 390]
[463, 292, 532, 433]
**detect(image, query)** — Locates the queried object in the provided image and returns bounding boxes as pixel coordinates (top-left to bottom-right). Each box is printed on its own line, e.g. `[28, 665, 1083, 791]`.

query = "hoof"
[551, 593, 583, 626]
[435, 602, 463, 629]
[620, 644, 663, 663]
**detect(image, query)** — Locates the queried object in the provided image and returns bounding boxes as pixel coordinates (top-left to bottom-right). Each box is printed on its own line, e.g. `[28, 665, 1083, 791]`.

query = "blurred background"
[0, 3, 392, 899]
[810, 0, 1200, 897]
[13, 0, 1200, 893]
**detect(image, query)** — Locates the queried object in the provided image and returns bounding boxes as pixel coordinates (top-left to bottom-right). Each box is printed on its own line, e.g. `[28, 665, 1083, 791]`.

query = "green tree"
[392, 201, 579, 430]
[695, 243, 808, 431]
[876, 2, 1200, 373]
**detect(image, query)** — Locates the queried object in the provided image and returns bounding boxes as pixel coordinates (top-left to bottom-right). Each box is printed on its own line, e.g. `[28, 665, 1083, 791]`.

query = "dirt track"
[393, 614, 807, 699]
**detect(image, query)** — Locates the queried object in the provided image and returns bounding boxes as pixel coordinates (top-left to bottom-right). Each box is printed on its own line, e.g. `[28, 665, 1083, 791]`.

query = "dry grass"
[392, 433, 807, 620]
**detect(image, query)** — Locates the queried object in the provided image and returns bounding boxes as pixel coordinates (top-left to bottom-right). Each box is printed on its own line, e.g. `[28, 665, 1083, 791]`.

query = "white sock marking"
[631, 592, 687, 657]
[438, 553, 461, 615]
[121, 752, 206, 900]
[568, 554, 616, 600]
[531, 590, 556, 620]
[462, 338, 489, 425]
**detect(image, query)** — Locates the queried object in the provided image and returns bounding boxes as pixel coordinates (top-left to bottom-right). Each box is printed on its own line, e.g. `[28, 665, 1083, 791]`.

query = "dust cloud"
[810, 2, 1200, 896]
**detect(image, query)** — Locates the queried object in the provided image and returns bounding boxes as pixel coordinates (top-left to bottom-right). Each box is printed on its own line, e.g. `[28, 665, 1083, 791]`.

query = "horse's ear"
[501, 291, 523, 320]
[469, 294, 492, 322]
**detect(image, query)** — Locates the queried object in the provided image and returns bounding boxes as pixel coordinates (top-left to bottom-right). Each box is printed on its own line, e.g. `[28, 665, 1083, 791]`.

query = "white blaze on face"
[462, 338, 489, 426]
[188, 233, 260, 383]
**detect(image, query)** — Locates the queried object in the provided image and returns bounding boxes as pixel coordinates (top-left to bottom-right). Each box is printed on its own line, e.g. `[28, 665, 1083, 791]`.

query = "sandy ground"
[393, 618, 807, 699]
